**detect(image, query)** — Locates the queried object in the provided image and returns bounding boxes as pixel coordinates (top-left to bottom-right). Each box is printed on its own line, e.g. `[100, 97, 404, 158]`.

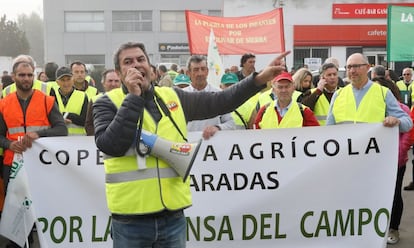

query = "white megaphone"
[140, 130, 202, 182]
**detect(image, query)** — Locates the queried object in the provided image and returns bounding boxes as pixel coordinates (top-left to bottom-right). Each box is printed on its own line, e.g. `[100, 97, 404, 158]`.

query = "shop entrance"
[365, 52, 387, 67]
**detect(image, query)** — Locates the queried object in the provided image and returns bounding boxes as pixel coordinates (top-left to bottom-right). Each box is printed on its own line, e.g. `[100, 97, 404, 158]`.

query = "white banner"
[0, 154, 36, 247]
[207, 28, 225, 88]
[6, 123, 396, 247]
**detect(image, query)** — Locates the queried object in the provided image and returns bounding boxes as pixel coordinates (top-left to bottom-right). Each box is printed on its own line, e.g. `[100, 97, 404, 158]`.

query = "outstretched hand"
[254, 51, 291, 86]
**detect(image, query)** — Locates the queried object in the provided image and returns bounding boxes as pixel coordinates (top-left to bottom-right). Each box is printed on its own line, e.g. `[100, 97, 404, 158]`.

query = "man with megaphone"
[93, 41, 290, 248]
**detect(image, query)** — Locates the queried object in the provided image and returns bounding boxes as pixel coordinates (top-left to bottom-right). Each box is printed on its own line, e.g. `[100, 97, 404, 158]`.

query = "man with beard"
[2, 55, 50, 97]
[0, 60, 67, 248]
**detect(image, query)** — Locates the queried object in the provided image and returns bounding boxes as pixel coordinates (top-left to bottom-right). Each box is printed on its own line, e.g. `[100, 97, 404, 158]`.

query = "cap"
[173, 74, 191, 85]
[56, 66, 73, 80]
[221, 73, 239, 85]
[273, 71, 293, 83]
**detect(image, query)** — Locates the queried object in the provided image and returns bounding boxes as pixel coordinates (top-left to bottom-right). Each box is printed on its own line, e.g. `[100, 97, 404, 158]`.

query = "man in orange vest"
[0, 60, 67, 248]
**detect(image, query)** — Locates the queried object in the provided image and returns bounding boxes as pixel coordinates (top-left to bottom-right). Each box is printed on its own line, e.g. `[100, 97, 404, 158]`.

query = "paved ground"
[388, 159, 414, 248]
[0, 159, 413, 248]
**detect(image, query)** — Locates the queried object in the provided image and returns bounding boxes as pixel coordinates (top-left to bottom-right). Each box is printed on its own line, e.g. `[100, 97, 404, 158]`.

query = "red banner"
[332, 3, 414, 19]
[185, 9, 285, 55]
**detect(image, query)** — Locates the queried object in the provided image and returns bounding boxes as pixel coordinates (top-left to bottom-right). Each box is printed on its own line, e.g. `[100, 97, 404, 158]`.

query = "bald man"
[326, 53, 411, 132]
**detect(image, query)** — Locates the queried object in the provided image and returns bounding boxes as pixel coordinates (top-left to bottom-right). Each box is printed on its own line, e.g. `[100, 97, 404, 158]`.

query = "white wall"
[222, 0, 414, 70]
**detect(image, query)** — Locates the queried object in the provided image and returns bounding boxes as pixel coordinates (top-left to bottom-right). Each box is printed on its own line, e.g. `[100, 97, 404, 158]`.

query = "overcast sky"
[0, 0, 43, 21]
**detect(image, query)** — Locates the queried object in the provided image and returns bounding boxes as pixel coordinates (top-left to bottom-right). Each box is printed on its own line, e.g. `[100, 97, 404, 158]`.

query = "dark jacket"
[93, 73, 264, 157]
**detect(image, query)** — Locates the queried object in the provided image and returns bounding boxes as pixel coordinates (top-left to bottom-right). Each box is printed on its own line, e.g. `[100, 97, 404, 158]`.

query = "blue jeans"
[111, 210, 186, 248]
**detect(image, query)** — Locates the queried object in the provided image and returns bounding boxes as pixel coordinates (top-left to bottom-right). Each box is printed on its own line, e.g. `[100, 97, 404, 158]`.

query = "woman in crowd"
[292, 67, 313, 102]
[37, 71, 48, 82]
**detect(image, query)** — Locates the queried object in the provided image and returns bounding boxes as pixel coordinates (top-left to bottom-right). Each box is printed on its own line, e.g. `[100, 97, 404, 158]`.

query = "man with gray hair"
[396, 67, 413, 108]
[326, 53, 411, 130]
[184, 55, 235, 139]
[371, 64, 386, 79]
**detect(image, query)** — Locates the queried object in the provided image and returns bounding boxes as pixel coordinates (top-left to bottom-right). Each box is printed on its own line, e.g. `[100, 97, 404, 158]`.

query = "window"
[160, 11, 186, 32]
[65, 11, 104, 32]
[112, 11, 152, 32]
[293, 48, 329, 69]
[66, 55, 105, 66]
[208, 10, 222, 17]
[160, 54, 190, 67]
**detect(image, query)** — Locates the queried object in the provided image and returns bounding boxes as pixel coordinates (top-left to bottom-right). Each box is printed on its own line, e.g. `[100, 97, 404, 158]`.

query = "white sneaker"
[387, 229, 400, 244]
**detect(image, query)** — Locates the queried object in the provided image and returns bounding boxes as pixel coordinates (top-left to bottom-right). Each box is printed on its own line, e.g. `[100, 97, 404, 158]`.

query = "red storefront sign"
[333, 3, 414, 18]
[294, 25, 386, 46]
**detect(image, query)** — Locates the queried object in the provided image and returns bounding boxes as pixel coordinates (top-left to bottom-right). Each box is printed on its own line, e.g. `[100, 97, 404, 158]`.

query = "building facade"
[223, 0, 414, 75]
[43, 0, 413, 82]
[43, 0, 223, 82]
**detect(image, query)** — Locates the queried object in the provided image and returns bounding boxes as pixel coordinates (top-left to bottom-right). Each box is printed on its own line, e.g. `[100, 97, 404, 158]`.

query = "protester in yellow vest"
[402, 68, 414, 193]
[254, 71, 319, 129]
[327, 53, 411, 129]
[54, 66, 89, 135]
[93, 41, 290, 248]
[70, 61, 98, 100]
[255, 79, 302, 110]
[220, 73, 258, 129]
[395, 67, 413, 107]
[302, 62, 340, 125]
[44, 61, 60, 93]
[2, 55, 51, 98]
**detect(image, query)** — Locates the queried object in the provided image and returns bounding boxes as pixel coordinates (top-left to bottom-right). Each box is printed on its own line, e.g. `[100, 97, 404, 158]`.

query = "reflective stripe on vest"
[103, 87, 192, 214]
[332, 83, 387, 124]
[2, 90, 53, 165]
[8, 126, 50, 135]
[106, 167, 178, 183]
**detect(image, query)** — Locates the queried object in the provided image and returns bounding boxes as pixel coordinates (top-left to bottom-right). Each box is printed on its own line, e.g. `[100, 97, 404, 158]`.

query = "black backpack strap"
[233, 110, 248, 129]
[154, 91, 188, 142]
[297, 102, 305, 118]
